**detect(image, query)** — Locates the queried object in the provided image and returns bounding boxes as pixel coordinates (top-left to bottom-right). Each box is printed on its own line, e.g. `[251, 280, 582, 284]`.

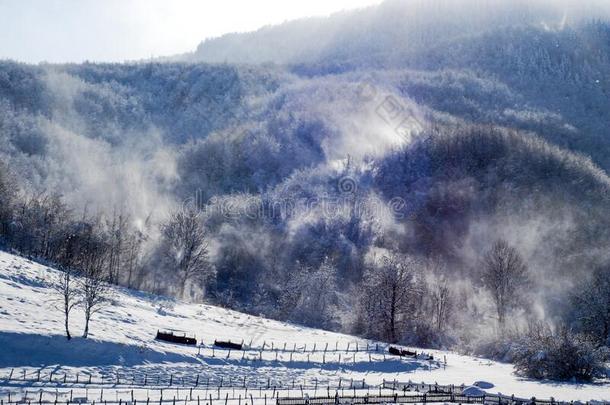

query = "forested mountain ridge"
[189, 0, 610, 170]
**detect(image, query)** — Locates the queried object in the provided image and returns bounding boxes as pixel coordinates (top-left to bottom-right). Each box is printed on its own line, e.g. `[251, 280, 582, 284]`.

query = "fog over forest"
[1, 0, 610, 371]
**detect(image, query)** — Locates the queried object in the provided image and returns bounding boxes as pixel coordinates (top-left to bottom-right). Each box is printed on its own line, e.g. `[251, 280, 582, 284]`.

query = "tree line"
[0, 162, 213, 337]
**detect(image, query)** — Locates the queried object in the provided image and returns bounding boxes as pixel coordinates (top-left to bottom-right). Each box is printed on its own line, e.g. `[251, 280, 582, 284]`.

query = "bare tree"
[423, 258, 453, 334]
[53, 267, 79, 340]
[281, 257, 339, 328]
[481, 239, 529, 329]
[430, 277, 452, 333]
[571, 266, 610, 346]
[77, 221, 111, 339]
[125, 228, 146, 289]
[80, 266, 110, 338]
[106, 210, 129, 285]
[160, 208, 212, 298]
[359, 253, 422, 342]
[0, 163, 17, 240]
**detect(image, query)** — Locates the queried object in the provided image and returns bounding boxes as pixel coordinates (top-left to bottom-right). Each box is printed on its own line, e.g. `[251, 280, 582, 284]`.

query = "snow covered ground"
[0, 250, 608, 402]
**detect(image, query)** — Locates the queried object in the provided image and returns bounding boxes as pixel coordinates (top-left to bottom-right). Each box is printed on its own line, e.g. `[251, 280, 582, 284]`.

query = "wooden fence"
[277, 392, 596, 405]
[2, 369, 373, 390]
[277, 392, 486, 405]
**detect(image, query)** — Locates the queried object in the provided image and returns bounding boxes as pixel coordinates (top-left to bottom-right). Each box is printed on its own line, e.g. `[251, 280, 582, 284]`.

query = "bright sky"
[0, 0, 382, 64]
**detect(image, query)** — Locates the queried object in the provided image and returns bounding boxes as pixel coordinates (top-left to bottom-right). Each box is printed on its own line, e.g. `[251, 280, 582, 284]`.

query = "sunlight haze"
[0, 0, 382, 63]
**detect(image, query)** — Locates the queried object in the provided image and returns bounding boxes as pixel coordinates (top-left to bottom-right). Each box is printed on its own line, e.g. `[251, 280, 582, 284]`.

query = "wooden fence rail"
[277, 392, 592, 405]
[2, 369, 376, 390]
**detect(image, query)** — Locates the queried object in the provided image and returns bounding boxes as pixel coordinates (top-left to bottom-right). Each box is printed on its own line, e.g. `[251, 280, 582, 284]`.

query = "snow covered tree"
[481, 239, 529, 330]
[358, 253, 422, 342]
[513, 323, 606, 381]
[124, 227, 147, 289]
[430, 277, 452, 334]
[571, 266, 610, 346]
[0, 163, 17, 241]
[281, 257, 339, 328]
[160, 208, 212, 298]
[105, 211, 130, 285]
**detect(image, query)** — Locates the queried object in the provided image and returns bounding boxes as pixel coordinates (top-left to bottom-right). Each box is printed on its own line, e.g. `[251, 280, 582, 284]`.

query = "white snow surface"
[0, 250, 609, 402]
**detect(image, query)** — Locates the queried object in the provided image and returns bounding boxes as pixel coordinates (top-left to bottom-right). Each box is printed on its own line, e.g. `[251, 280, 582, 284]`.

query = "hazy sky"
[0, 0, 382, 64]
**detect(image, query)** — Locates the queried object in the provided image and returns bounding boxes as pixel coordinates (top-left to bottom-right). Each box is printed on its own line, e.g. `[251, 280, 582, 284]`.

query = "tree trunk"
[64, 307, 71, 340]
[83, 308, 90, 338]
[127, 259, 134, 289]
[389, 287, 397, 343]
[179, 269, 189, 299]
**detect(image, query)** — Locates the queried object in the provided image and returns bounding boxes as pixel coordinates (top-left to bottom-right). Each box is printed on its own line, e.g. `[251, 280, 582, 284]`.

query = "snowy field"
[0, 250, 609, 403]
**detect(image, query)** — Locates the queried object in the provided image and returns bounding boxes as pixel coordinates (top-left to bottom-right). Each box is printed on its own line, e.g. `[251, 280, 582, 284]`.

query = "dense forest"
[1, 0, 610, 380]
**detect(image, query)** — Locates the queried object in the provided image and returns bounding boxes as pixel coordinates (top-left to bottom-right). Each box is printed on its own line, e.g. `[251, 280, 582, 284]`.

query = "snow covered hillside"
[0, 250, 608, 402]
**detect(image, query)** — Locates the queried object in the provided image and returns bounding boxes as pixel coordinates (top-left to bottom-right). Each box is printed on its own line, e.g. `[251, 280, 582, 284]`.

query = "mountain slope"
[187, 0, 610, 170]
[0, 250, 609, 401]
